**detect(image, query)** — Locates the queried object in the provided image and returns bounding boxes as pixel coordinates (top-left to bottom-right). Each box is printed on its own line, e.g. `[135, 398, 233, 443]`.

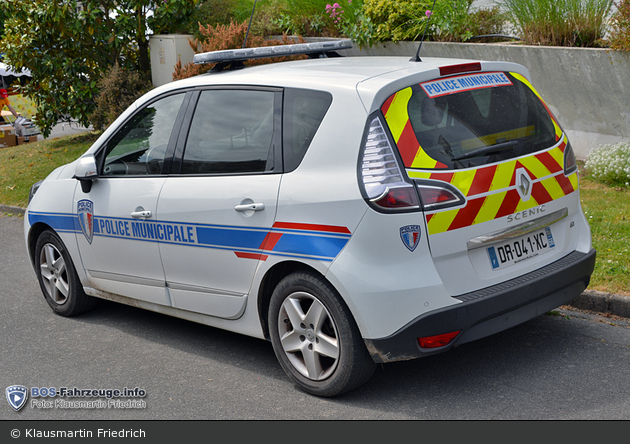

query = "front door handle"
[234, 203, 265, 212]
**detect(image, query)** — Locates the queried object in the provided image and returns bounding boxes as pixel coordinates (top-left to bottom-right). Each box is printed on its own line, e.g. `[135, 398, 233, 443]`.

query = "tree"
[0, 0, 197, 137]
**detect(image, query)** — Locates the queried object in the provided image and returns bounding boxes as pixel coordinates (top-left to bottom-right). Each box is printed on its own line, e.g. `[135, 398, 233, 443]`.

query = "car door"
[74, 92, 188, 305]
[156, 88, 282, 319]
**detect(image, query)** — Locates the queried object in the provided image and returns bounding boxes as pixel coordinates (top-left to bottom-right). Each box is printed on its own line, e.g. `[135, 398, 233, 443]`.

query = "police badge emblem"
[400, 225, 422, 252]
[6, 385, 28, 411]
[77, 199, 94, 244]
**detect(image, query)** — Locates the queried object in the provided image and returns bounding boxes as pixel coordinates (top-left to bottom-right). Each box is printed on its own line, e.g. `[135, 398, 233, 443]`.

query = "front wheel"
[34, 230, 96, 316]
[268, 271, 375, 397]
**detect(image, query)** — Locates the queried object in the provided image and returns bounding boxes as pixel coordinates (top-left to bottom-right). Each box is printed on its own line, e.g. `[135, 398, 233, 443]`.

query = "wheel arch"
[257, 261, 329, 341]
[26, 222, 53, 267]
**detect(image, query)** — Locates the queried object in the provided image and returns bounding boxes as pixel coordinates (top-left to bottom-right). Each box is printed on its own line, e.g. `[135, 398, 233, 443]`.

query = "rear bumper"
[364, 249, 596, 363]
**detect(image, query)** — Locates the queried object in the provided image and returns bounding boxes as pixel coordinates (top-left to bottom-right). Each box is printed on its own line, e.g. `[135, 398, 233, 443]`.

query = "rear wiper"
[451, 140, 519, 161]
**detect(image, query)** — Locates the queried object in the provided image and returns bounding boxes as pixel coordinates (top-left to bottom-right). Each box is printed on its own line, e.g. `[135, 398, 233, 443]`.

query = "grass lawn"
[1, 134, 627, 295]
[0, 132, 99, 208]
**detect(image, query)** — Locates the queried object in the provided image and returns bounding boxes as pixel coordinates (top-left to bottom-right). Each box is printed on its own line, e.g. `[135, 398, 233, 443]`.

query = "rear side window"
[181, 89, 276, 174]
[382, 72, 560, 171]
[282, 88, 332, 172]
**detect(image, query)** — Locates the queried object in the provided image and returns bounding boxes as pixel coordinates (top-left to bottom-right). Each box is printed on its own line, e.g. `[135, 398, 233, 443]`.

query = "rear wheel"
[268, 271, 375, 397]
[34, 230, 96, 316]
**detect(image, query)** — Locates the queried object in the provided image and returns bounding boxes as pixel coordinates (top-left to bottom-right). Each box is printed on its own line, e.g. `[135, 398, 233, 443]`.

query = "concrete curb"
[0, 204, 25, 216]
[3, 205, 628, 318]
[566, 290, 630, 319]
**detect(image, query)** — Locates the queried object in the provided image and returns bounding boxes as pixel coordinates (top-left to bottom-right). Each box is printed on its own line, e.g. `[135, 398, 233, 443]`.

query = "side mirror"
[75, 155, 98, 193]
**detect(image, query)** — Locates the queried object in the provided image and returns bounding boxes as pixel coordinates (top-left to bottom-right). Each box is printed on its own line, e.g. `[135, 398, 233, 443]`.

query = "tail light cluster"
[564, 140, 577, 176]
[360, 117, 420, 211]
[359, 116, 465, 212]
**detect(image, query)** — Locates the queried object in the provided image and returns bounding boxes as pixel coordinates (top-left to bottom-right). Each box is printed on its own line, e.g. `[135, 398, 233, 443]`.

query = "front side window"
[382, 72, 560, 171]
[101, 93, 185, 176]
[181, 89, 276, 174]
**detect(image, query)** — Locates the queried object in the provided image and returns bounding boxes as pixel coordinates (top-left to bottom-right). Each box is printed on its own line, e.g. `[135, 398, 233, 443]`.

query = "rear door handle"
[131, 210, 152, 219]
[234, 203, 265, 212]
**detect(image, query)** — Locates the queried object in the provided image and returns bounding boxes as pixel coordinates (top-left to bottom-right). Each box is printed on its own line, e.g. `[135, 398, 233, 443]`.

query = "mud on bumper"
[365, 249, 597, 364]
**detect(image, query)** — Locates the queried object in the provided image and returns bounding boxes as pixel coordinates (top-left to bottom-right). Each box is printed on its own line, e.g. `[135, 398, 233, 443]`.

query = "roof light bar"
[193, 40, 353, 65]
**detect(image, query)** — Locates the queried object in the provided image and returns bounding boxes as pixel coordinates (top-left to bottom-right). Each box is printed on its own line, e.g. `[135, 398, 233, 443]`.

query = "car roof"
[87, 55, 531, 156]
[160, 56, 530, 98]
[150, 55, 531, 116]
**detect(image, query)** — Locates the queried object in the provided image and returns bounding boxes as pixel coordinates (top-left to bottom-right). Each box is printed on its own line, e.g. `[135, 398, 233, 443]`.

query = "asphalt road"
[2, 214, 630, 421]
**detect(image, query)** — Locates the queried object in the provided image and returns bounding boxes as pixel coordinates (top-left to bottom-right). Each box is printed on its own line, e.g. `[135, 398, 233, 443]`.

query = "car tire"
[34, 230, 97, 317]
[268, 271, 375, 397]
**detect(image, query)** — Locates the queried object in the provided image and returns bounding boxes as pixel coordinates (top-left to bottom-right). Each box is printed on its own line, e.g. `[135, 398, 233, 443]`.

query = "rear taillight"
[360, 117, 420, 211]
[415, 180, 465, 211]
[564, 140, 577, 175]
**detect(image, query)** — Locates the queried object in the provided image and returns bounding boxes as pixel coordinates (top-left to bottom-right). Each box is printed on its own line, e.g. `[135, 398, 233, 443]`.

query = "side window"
[282, 88, 332, 172]
[181, 89, 276, 174]
[101, 93, 185, 176]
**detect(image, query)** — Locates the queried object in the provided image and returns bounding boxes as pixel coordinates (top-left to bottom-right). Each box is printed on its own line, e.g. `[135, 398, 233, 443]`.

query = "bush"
[89, 64, 153, 131]
[255, 0, 340, 37]
[358, 0, 505, 44]
[172, 21, 306, 81]
[608, 0, 630, 53]
[500, 0, 614, 47]
[361, 0, 435, 42]
[585, 142, 630, 187]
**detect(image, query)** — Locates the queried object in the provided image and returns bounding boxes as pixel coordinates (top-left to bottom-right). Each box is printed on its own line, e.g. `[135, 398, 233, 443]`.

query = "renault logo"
[515, 168, 532, 201]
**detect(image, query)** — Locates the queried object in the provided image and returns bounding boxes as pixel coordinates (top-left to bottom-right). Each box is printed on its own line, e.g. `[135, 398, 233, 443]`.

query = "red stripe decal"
[531, 181, 552, 205]
[259, 232, 283, 251]
[430, 172, 454, 183]
[495, 189, 521, 218]
[397, 120, 421, 167]
[555, 173, 576, 195]
[468, 165, 497, 196]
[447, 196, 486, 231]
[235, 252, 269, 261]
[272, 222, 351, 234]
[536, 151, 562, 174]
[381, 95, 395, 115]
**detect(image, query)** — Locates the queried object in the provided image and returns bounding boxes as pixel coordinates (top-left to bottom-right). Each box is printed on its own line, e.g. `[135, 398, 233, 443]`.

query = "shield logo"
[400, 225, 422, 252]
[515, 168, 532, 202]
[6, 385, 28, 411]
[77, 199, 94, 244]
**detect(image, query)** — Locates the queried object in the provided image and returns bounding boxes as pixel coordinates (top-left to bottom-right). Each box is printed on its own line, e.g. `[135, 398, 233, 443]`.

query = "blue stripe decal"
[29, 212, 77, 233]
[29, 211, 351, 261]
[272, 233, 349, 258]
[196, 226, 268, 250]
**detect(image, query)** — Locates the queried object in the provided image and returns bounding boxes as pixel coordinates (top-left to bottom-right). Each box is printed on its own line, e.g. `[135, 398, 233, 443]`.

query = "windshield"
[382, 72, 560, 171]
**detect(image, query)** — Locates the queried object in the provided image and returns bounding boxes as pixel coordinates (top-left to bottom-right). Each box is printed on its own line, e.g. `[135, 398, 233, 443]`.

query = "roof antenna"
[411, 0, 437, 62]
[243, 0, 258, 48]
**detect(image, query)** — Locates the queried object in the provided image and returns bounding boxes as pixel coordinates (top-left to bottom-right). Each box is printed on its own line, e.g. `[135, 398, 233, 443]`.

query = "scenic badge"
[6, 385, 28, 411]
[77, 199, 94, 244]
[400, 225, 422, 252]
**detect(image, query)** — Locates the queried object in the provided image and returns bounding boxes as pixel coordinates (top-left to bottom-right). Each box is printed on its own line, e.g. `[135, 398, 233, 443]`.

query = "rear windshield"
[382, 72, 560, 170]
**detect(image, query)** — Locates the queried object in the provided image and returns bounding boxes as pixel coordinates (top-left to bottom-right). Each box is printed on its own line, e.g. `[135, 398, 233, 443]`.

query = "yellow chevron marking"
[385, 88, 412, 141]
[473, 191, 506, 225]
[450, 169, 477, 196]
[540, 176, 565, 200]
[427, 208, 459, 235]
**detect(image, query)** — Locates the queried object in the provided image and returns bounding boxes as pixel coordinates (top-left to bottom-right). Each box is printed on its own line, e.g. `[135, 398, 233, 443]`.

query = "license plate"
[487, 227, 555, 270]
